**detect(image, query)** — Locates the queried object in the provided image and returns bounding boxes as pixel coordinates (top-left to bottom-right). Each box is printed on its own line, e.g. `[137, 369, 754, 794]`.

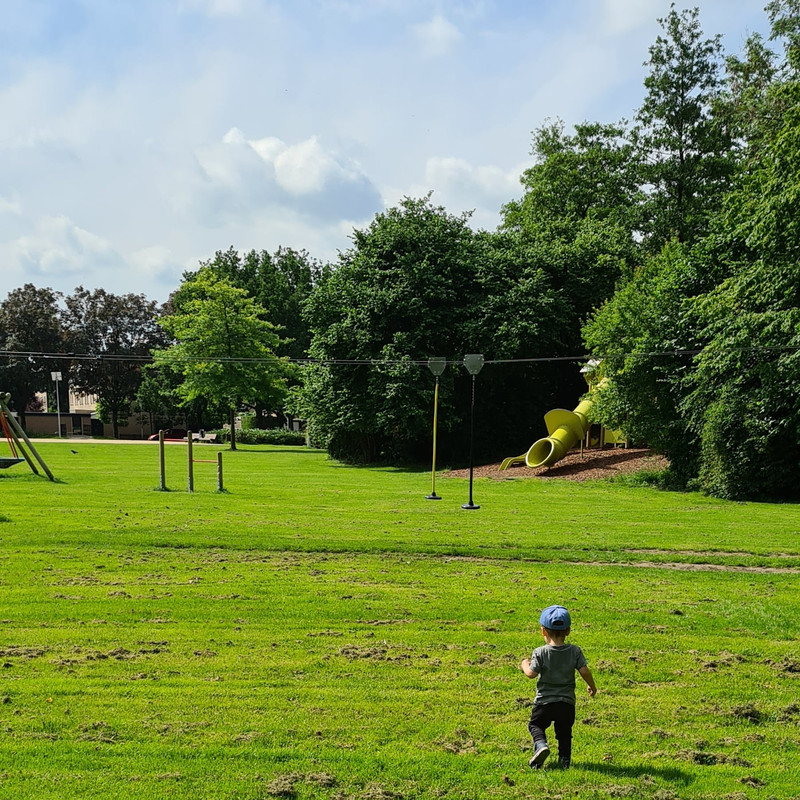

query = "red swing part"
[0, 408, 24, 469]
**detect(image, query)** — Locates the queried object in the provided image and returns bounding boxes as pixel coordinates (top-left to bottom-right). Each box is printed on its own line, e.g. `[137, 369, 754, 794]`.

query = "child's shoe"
[529, 743, 550, 769]
[558, 757, 570, 769]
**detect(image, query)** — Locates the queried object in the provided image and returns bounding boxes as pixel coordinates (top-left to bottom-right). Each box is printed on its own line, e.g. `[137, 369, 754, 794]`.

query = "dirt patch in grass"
[586, 560, 800, 574]
[307, 772, 337, 788]
[359, 785, 403, 800]
[338, 644, 387, 660]
[436, 728, 478, 754]
[730, 703, 763, 724]
[767, 657, 800, 674]
[79, 721, 120, 743]
[626, 548, 800, 559]
[445, 448, 668, 482]
[424, 552, 800, 574]
[0, 646, 46, 659]
[266, 772, 302, 797]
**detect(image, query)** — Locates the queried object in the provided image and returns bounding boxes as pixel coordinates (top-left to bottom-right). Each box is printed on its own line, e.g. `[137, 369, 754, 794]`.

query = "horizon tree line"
[3, 3, 800, 499]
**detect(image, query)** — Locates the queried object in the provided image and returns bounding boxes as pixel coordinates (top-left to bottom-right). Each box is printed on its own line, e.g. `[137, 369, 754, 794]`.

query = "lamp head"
[462, 354, 484, 376]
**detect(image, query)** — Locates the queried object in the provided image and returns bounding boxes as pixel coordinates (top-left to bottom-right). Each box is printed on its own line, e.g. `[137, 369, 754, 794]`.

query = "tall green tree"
[298, 196, 483, 463]
[297, 191, 629, 465]
[0, 284, 65, 429]
[184, 246, 322, 426]
[682, 84, 800, 498]
[187, 246, 321, 360]
[585, 1, 800, 500]
[501, 120, 642, 339]
[503, 120, 642, 236]
[154, 269, 288, 450]
[634, 4, 734, 249]
[64, 288, 165, 438]
[582, 239, 728, 483]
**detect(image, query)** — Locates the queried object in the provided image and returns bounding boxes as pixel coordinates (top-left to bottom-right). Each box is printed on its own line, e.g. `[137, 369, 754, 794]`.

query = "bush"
[611, 466, 686, 492]
[212, 428, 306, 446]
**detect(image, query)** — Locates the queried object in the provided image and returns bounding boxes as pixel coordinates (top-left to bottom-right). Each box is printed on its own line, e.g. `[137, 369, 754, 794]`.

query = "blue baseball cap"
[539, 605, 571, 630]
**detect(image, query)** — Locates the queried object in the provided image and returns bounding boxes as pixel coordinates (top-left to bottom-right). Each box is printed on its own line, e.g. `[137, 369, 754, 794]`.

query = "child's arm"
[520, 658, 538, 679]
[578, 665, 597, 697]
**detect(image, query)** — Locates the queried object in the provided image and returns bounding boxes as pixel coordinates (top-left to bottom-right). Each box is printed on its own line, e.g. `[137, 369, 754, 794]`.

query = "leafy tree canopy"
[585, 2, 800, 500]
[0, 284, 65, 428]
[154, 268, 288, 450]
[634, 4, 734, 249]
[64, 287, 164, 438]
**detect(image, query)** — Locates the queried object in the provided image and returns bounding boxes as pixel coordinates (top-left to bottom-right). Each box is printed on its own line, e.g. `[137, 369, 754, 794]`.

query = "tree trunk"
[229, 407, 237, 451]
[112, 408, 119, 439]
[254, 401, 268, 428]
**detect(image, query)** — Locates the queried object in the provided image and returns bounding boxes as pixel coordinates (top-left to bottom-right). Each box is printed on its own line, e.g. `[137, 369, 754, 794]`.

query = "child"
[520, 604, 597, 769]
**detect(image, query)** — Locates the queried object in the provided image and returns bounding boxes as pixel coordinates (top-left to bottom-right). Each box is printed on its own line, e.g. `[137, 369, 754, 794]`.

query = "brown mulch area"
[444, 447, 669, 482]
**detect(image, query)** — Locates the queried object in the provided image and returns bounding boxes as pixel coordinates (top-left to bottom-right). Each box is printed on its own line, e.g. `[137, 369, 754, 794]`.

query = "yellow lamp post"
[426, 357, 447, 500]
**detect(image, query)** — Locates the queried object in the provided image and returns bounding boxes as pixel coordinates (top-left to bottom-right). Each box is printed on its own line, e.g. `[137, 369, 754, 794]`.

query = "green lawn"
[1, 442, 798, 799]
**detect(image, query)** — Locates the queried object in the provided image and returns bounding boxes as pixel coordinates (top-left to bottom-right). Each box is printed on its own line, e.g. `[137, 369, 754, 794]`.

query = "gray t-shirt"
[530, 643, 588, 706]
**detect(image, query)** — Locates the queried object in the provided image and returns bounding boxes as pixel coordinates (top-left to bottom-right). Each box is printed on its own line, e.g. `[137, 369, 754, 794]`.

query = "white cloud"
[413, 156, 527, 228]
[0, 0, 772, 304]
[183, 129, 383, 226]
[412, 14, 463, 57]
[178, 0, 254, 17]
[129, 245, 183, 285]
[424, 156, 521, 200]
[12, 215, 124, 279]
[600, 0, 664, 34]
[247, 135, 286, 165]
[380, 155, 530, 234]
[273, 137, 342, 195]
[0, 196, 22, 215]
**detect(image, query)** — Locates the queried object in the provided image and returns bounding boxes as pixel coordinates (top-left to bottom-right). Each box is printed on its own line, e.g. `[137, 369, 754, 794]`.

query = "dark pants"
[528, 701, 575, 762]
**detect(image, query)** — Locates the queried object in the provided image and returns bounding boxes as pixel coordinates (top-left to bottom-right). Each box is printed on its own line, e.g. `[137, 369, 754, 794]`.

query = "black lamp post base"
[425, 493, 442, 500]
[461, 502, 480, 510]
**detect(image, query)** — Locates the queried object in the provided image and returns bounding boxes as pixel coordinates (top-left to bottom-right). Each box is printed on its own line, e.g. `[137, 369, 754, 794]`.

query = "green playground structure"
[499, 371, 622, 471]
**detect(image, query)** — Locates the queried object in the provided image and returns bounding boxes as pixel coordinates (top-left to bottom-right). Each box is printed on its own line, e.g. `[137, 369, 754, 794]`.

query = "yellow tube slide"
[499, 378, 607, 471]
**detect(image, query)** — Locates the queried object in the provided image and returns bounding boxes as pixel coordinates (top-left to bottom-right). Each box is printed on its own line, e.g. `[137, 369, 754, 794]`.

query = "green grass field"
[1, 441, 799, 799]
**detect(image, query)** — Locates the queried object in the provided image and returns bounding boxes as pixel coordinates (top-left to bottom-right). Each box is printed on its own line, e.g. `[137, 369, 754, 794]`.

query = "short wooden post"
[187, 432, 194, 493]
[217, 451, 224, 492]
[159, 430, 166, 490]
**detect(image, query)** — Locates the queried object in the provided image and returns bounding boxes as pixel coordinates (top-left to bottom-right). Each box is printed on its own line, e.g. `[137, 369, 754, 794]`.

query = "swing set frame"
[0, 393, 55, 481]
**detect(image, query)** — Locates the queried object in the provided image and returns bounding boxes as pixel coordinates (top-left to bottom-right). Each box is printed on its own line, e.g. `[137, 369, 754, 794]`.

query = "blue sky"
[0, 0, 772, 301]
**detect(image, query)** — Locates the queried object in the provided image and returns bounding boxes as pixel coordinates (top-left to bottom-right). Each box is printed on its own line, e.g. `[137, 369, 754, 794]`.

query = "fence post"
[217, 451, 224, 492]
[187, 433, 194, 493]
[159, 430, 166, 490]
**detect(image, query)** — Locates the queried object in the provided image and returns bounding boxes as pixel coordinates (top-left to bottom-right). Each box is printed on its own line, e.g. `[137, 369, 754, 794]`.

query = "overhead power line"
[2, 345, 800, 367]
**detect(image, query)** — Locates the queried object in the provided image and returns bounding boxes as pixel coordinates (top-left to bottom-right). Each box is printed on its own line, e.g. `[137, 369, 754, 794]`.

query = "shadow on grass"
[327, 461, 431, 475]
[230, 446, 442, 476]
[227, 447, 318, 456]
[576, 760, 693, 785]
[0, 472, 63, 484]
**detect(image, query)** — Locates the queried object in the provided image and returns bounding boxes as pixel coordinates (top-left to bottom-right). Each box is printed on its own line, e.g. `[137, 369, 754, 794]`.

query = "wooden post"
[0, 403, 39, 476]
[187, 432, 194, 493]
[0, 396, 53, 481]
[158, 430, 166, 491]
[217, 451, 223, 492]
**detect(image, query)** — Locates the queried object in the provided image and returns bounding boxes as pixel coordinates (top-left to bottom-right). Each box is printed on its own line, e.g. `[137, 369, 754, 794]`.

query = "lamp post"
[461, 354, 484, 510]
[51, 371, 62, 438]
[426, 357, 447, 500]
